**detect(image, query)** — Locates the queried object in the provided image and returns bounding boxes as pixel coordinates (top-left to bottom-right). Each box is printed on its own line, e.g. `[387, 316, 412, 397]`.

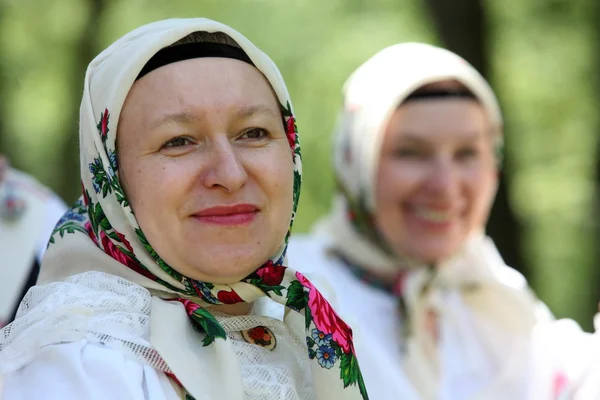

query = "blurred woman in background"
[0, 155, 66, 328]
[288, 43, 564, 399]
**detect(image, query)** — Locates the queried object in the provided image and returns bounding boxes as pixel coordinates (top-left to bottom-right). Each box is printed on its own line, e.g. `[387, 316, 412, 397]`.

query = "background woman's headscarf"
[312, 43, 559, 399]
[0, 18, 367, 400]
[315, 42, 503, 273]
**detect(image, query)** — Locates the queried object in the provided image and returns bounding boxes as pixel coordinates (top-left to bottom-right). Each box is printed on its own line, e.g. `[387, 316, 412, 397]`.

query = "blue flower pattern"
[312, 328, 333, 347]
[316, 345, 337, 369]
[309, 328, 337, 369]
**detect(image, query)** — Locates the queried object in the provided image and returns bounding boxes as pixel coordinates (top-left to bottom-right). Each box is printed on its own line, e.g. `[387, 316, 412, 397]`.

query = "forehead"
[386, 99, 489, 142]
[123, 57, 280, 118]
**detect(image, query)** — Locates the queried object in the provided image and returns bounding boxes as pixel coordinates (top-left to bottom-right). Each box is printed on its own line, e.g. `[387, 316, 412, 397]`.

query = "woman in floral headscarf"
[0, 19, 368, 400]
[287, 43, 580, 399]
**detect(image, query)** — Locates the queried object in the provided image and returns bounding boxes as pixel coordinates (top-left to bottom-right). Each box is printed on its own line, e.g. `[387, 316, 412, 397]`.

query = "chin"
[184, 249, 268, 280]
[403, 240, 462, 265]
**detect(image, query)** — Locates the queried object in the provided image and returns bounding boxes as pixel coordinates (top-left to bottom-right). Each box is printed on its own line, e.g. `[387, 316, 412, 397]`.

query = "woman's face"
[374, 97, 498, 264]
[117, 57, 294, 283]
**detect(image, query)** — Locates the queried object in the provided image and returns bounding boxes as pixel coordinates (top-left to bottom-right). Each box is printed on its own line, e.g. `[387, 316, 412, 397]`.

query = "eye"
[455, 146, 479, 161]
[239, 128, 270, 140]
[162, 136, 194, 149]
[394, 148, 425, 159]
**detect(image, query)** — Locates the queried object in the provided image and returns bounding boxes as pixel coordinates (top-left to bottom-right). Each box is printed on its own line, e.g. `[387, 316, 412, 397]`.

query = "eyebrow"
[235, 104, 279, 119]
[397, 131, 484, 144]
[148, 105, 279, 130]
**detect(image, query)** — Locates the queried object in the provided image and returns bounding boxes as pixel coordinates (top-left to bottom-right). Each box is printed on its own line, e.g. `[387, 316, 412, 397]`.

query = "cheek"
[251, 145, 295, 214]
[376, 160, 422, 206]
[121, 157, 189, 219]
[464, 165, 497, 217]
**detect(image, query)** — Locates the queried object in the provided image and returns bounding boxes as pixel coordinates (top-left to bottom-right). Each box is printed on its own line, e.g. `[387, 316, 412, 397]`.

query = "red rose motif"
[243, 326, 275, 348]
[256, 261, 286, 287]
[100, 108, 109, 138]
[217, 289, 244, 304]
[249, 326, 267, 341]
[101, 231, 132, 264]
[285, 116, 296, 150]
[98, 230, 157, 282]
[115, 231, 134, 252]
[296, 271, 354, 354]
[84, 221, 98, 245]
[178, 299, 201, 316]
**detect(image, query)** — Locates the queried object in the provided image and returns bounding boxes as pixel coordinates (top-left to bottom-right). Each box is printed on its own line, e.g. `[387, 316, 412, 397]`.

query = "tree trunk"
[58, 0, 109, 204]
[423, 0, 526, 275]
[591, 0, 600, 315]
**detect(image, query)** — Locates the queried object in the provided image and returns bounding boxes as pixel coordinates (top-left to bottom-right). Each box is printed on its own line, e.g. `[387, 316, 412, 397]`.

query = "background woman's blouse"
[287, 234, 600, 400]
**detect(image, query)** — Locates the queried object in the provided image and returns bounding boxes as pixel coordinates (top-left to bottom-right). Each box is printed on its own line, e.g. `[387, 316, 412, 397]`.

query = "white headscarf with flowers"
[313, 43, 567, 399]
[0, 18, 368, 400]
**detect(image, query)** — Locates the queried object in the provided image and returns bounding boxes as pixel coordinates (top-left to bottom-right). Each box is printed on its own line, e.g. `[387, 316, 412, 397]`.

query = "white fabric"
[285, 235, 596, 400]
[1, 271, 315, 400]
[0, 272, 155, 375]
[2, 340, 179, 400]
[0, 168, 66, 324]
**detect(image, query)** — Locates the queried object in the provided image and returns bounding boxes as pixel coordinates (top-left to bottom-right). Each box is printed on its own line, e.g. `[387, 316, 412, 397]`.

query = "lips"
[193, 204, 259, 226]
[412, 207, 452, 223]
[405, 204, 459, 230]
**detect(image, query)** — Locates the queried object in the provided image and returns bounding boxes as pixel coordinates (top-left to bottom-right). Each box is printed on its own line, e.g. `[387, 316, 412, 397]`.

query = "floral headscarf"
[10, 19, 367, 400]
[316, 42, 503, 273]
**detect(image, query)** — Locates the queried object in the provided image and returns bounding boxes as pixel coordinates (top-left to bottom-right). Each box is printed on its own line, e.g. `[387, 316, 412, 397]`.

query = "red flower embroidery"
[249, 326, 269, 341]
[100, 108, 109, 138]
[285, 116, 296, 150]
[178, 299, 201, 316]
[115, 231, 134, 252]
[296, 271, 354, 354]
[101, 231, 130, 263]
[243, 326, 276, 349]
[256, 261, 285, 286]
[84, 221, 98, 245]
[217, 289, 244, 304]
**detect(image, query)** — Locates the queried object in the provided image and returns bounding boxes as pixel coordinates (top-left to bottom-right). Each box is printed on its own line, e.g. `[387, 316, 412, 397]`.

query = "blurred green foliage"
[0, 0, 598, 328]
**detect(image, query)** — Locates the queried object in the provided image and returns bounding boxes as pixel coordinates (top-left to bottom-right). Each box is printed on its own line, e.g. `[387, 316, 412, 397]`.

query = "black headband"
[404, 89, 477, 102]
[136, 42, 255, 81]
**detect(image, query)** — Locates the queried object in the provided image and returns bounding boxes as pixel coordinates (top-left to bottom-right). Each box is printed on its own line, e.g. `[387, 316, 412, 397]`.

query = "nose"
[202, 138, 248, 193]
[425, 155, 459, 198]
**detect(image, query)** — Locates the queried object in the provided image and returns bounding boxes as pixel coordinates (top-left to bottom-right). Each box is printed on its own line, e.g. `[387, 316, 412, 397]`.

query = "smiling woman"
[287, 43, 561, 399]
[0, 19, 367, 400]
